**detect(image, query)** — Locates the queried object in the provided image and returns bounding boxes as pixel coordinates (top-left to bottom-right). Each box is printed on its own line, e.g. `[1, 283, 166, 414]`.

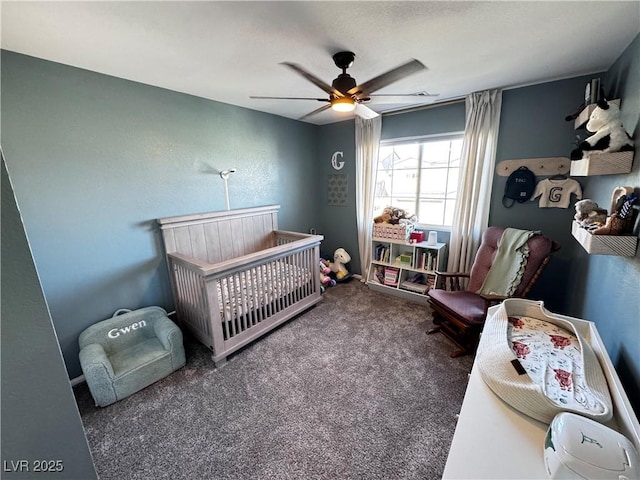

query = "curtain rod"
[381, 97, 465, 117]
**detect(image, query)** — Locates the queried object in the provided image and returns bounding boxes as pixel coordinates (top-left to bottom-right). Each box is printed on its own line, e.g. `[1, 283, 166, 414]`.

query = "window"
[374, 135, 463, 227]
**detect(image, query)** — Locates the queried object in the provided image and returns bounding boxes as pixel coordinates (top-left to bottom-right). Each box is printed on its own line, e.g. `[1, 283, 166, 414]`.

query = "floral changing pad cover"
[508, 315, 608, 415]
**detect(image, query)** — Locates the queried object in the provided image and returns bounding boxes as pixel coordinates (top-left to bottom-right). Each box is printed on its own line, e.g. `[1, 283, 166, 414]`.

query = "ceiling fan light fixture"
[331, 97, 356, 112]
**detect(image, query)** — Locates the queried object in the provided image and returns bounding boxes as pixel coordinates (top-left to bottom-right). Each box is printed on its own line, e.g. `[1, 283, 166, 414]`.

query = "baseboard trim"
[70, 374, 86, 386]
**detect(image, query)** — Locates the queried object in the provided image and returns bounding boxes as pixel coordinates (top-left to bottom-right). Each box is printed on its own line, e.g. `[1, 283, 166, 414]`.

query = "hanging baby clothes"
[531, 178, 582, 208]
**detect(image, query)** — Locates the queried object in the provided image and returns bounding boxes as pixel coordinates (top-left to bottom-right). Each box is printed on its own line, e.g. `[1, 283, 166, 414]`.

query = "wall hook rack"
[496, 157, 570, 177]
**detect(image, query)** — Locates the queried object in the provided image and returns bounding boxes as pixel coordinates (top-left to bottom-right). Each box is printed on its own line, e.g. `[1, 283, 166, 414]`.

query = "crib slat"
[197, 276, 209, 336]
[239, 270, 248, 333]
[302, 249, 308, 298]
[242, 216, 258, 255]
[293, 252, 304, 303]
[250, 266, 258, 326]
[230, 218, 246, 258]
[225, 276, 236, 338]
[262, 215, 274, 249]
[252, 215, 267, 253]
[163, 229, 177, 254]
[231, 275, 239, 338]
[271, 261, 280, 314]
[308, 248, 314, 297]
[220, 277, 230, 340]
[204, 278, 224, 354]
[174, 227, 193, 257]
[189, 224, 208, 262]
[217, 220, 234, 261]
[251, 266, 259, 327]
[286, 257, 293, 308]
[203, 221, 222, 264]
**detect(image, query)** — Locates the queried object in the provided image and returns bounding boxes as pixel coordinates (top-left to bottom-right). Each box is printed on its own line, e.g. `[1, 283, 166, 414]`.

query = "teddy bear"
[570, 99, 634, 160]
[373, 206, 417, 225]
[574, 199, 607, 229]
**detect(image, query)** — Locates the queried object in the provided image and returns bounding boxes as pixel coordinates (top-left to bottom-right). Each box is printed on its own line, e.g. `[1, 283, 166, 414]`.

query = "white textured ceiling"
[2, 1, 639, 125]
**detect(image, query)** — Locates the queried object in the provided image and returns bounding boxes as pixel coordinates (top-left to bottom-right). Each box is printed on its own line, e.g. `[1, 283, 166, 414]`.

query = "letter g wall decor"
[331, 151, 345, 170]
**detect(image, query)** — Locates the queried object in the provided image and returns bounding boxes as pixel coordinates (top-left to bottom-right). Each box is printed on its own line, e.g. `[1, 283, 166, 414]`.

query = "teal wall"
[1, 51, 319, 379]
[316, 120, 356, 265]
[1, 158, 97, 479]
[489, 73, 601, 313]
[570, 34, 640, 410]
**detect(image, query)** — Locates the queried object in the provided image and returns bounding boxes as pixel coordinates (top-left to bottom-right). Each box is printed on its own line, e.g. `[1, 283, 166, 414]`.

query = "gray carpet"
[74, 280, 474, 480]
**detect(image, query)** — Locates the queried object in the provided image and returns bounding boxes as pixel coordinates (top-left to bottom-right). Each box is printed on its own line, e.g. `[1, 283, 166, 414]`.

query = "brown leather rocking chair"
[427, 226, 560, 357]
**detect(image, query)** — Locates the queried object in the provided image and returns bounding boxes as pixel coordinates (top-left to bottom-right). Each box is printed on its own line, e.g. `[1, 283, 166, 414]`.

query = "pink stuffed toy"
[319, 259, 336, 287]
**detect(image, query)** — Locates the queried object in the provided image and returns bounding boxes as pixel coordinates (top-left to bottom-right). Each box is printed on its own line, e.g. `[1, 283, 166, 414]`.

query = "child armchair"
[79, 306, 185, 407]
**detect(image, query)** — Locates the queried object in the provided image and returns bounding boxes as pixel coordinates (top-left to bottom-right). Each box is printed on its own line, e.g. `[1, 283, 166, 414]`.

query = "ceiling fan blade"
[250, 96, 329, 102]
[299, 103, 332, 121]
[366, 93, 440, 104]
[348, 59, 427, 97]
[281, 62, 344, 98]
[354, 103, 380, 120]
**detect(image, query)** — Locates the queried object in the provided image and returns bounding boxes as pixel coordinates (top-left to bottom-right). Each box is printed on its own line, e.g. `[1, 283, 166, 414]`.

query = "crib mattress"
[216, 260, 311, 321]
[476, 299, 613, 424]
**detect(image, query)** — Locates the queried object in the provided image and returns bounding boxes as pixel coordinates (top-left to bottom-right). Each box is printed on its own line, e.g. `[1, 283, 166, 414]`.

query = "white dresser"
[443, 306, 640, 479]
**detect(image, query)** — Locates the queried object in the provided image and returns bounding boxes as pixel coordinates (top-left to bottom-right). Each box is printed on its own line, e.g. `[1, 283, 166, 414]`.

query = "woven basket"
[373, 223, 414, 241]
[476, 299, 612, 424]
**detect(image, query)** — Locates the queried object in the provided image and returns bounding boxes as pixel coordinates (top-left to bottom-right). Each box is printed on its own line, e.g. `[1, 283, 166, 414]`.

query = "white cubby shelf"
[367, 236, 447, 304]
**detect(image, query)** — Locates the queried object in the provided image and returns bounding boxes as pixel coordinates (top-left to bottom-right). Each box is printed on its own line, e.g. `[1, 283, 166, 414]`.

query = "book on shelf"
[374, 244, 391, 263]
[400, 281, 429, 295]
[419, 251, 436, 271]
[372, 266, 385, 284]
[383, 267, 399, 286]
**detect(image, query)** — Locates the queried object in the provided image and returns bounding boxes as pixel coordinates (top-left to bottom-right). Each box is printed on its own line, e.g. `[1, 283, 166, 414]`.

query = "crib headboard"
[157, 205, 280, 264]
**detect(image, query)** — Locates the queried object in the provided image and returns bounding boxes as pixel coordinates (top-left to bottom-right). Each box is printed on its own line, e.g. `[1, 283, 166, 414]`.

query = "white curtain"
[448, 89, 502, 273]
[355, 115, 382, 282]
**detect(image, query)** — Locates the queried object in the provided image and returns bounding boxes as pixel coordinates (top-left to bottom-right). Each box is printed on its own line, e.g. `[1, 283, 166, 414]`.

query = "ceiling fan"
[250, 51, 438, 120]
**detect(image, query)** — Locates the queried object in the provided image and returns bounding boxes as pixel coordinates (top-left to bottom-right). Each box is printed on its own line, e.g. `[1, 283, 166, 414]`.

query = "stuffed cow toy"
[570, 99, 634, 160]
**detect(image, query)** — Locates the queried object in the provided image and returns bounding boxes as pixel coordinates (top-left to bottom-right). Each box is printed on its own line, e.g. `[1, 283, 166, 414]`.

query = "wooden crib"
[157, 205, 323, 366]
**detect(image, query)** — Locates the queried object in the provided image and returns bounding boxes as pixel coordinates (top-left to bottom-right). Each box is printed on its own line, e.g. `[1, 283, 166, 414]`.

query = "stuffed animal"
[592, 192, 638, 236]
[373, 206, 418, 225]
[570, 99, 634, 160]
[330, 248, 351, 280]
[319, 259, 336, 287]
[574, 199, 608, 229]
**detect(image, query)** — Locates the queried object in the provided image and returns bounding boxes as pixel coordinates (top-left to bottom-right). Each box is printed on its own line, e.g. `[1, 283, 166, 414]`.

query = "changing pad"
[476, 299, 613, 424]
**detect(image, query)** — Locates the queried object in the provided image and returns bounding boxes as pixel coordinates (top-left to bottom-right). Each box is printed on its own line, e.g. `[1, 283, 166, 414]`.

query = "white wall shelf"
[570, 150, 634, 176]
[570, 98, 634, 176]
[571, 221, 638, 256]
